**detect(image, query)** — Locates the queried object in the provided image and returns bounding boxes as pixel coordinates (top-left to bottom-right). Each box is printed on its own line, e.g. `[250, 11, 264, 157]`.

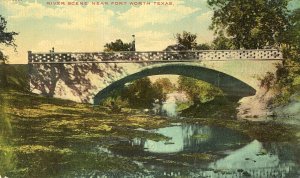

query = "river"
[0, 91, 299, 177]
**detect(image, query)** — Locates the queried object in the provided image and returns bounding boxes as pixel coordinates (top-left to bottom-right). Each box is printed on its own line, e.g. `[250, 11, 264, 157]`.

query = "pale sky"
[0, 0, 214, 64]
[0, 0, 299, 64]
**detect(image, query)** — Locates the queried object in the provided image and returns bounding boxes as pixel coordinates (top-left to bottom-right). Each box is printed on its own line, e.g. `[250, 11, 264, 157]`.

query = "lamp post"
[131, 34, 136, 51]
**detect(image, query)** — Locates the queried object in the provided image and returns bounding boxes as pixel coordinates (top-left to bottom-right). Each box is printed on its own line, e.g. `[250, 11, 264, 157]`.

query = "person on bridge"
[50, 47, 55, 53]
[130, 35, 136, 51]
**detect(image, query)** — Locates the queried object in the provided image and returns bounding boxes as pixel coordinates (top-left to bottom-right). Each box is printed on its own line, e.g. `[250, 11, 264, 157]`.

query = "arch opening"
[94, 64, 256, 105]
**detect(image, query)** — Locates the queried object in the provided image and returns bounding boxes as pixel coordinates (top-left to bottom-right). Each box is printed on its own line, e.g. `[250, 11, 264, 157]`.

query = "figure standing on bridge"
[130, 35, 136, 51]
[50, 47, 55, 53]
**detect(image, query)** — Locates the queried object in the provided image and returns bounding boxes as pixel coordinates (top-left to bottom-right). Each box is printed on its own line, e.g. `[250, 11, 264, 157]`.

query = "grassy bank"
[0, 64, 29, 91]
[0, 90, 299, 177]
[1, 64, 300, 177]
[0, 89, 171, 140]
[0, 89, 173, 177]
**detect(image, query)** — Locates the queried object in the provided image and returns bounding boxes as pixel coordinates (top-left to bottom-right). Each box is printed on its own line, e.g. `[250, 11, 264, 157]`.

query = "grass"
[1, 89, 172, 140]
[1, 64, 300, 177]
[0, 64, 29, 91]
[0, 89, 172, 177]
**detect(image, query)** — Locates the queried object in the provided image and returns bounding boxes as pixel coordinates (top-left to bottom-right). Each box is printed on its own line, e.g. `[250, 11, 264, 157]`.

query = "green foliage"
[208, 0, 290, 49]
[0, 15, 18, 63]
[122, 77, 166, 108]
[0, 16, 18, 89]
[0, 65, 29, 90]
[0, 16, 18, 47]
[175, 31, 197, 50]
[259, 72, 275, 91]
[101, 95, 129, 109]
[212, 32, 233, 50]
[280, 8, 300, 53]
[0, 51, 7, 64]
[207, 3, 300, 110]
[270, 59, 300, 106]
[102, 77, 175, 109]
[180, 96, 240, 119]
[104, 39, 133, 52]
[152, 78, 176, 94]
[195, 43, 212, 50]
[178, 76, 223, 103]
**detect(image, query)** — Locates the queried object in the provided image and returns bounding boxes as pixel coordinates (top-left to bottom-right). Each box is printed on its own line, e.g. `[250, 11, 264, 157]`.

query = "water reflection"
[199, 140, 296, 177]
[154, 92, 187, 117]
[161, 94, 178, 117]
[133, 124, 250, 153]
[210, 140, 280, 169]
[0, 91, 299, 178]
[120, 124, 299, 177]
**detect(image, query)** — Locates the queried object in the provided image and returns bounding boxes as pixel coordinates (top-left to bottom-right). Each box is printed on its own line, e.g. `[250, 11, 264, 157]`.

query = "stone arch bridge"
[28, 49, 282, 104]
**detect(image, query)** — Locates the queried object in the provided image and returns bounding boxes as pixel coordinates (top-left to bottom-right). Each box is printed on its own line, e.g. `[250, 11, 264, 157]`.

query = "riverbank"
[0, 89, 172, 177]
[1, 89, 300, 177]
[1, 89, 298, 142]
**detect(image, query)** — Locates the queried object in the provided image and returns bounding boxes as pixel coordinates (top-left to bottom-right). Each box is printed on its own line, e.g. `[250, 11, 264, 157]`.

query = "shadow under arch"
[93, 63, 256, 105]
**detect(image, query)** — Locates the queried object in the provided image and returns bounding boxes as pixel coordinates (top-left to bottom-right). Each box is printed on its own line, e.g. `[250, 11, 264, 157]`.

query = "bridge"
[28, 49, 282, 104]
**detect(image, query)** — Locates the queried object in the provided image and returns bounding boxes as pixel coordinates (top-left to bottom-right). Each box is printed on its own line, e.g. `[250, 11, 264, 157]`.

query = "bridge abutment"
[28, 50, 282, 105]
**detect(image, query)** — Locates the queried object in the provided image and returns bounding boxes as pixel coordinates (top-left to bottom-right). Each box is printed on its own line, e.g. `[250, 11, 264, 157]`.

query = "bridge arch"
[93, 63, 256, 104]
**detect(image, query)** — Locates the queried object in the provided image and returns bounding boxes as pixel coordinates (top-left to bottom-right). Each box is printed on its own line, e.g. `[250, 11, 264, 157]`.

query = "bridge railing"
[28, 49, 282, 63]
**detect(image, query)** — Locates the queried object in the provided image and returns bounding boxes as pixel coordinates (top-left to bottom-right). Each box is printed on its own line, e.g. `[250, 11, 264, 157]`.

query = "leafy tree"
[208, 0, 290, 49]
[175, 31, 197, 50]
[153, 78, 176, 94]
[0, 15, 18, 87]
[280, 8, 300, 54]
[104, 39, 133, 52]
[212, 32, 233, 50]
[122, 77, 166, 108]
[195, 43, 212, 50]
[260, 8, 300, 107]
[178, 76, 223, 103]
[0, 16, 18, 63]
[164, 44, 188, 51]
[0, 51, 7, 64]
[290, 8, 300, 51]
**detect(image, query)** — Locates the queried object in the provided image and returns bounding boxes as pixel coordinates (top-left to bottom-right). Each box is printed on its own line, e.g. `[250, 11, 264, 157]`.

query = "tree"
[153, 78, 176, 94]
[164, 44, 189, 51]
[0, 51, 7, 64]
[208, 0, 290, 49]
[212, 32, 233, 50]
[280, 8, 300, 54]
[195, 43, 212, 50]
[104, 39, 133, 52]
[121, 77, 166, 108]
[0, 15, 18, 87]
[175, 31, 197, 50]
[0, 15, 18, 63]
[289, 8, 300, 51]
[178, 76, 223, 103]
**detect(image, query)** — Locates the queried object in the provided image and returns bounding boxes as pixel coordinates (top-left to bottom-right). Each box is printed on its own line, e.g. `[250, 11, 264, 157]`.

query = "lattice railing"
[28, 49, 283, 63]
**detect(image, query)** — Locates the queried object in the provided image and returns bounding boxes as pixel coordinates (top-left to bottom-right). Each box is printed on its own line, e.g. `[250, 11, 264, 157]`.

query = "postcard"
[0, 0, 299, 177]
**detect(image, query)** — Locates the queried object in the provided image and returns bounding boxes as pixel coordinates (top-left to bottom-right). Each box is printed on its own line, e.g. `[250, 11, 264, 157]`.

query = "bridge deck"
[28, 49, 282, 63]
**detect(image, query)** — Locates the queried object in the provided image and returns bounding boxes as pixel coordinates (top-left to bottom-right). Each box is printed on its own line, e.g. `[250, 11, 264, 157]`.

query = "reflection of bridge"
[28, 49, 282, 103]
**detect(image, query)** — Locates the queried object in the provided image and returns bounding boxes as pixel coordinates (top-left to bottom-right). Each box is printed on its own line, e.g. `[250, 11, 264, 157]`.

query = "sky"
[0, 0, 214, 64]
[0, 0, 299, 64]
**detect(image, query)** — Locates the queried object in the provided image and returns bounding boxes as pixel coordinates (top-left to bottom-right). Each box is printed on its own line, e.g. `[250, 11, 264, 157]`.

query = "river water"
[109, 123, 299, 177]
[0, 94, 300, 177]
[1, 115, 299, 177]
